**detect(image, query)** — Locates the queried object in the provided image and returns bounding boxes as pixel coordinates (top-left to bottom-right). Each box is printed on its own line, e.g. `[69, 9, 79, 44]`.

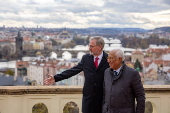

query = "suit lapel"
[97, 51, 108, 70]
[89, 54, 96, 69]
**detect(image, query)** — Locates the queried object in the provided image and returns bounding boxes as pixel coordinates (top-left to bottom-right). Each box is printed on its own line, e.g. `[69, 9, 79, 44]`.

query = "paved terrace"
[0, 85, 170, 113]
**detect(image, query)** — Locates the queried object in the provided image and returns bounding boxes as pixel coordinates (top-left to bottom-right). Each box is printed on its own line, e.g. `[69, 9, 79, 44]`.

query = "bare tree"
[1, 44, 14, 60]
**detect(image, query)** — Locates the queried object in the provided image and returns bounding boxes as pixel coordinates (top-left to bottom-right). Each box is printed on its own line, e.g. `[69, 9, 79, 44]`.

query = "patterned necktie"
[94, 57, 99, 68]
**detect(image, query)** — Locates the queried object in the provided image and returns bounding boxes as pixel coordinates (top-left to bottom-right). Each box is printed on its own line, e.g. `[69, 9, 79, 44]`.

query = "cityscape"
[0, 1, 170, 112]
[0, 26, 169, 86]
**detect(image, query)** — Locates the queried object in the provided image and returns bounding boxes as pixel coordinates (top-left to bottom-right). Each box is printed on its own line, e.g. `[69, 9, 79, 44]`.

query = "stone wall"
[0, 85, 170, 113]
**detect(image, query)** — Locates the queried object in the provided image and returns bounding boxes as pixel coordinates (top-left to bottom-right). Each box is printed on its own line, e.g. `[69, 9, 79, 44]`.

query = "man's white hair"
[111, 49, 125, 61]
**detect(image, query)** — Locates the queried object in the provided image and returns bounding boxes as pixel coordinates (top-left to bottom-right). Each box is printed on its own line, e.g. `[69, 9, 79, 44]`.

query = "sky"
[0, 0, 170, 29]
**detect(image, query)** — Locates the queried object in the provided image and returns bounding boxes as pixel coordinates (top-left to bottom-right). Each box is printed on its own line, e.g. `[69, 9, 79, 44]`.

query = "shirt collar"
[94, 52, 103, 60]
[114, 66, 122, 74]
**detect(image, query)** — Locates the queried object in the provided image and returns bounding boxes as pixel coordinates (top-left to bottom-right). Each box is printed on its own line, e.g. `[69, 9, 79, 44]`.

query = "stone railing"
[0, 85, 170, 113]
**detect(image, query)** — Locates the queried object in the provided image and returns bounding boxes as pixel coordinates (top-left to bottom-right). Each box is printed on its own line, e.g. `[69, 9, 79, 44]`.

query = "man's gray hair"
[90, 36, 105, 49]
[113, 49, 125, 61]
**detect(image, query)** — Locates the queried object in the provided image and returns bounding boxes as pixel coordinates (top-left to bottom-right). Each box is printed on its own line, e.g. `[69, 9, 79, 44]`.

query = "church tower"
[15, 31, 23, 60]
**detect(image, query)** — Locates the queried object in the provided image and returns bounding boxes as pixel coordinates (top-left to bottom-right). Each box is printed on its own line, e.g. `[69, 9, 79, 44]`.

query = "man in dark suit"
[103, 49, 145, 113]
[44, 36, 109, 113]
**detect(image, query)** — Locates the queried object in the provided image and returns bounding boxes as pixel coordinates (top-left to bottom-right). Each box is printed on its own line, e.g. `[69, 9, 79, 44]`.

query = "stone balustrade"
[0, 85, 170, 113]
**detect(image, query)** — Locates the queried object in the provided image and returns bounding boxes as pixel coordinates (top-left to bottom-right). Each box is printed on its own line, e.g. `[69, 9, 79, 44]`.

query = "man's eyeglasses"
[107, 57, 114, 60]
[88, 45, 98, 48]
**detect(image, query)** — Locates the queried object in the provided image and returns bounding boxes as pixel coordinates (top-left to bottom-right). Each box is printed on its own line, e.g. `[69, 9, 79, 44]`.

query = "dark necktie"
[114, 71, 118, 77]
[94, 57, 99, 68]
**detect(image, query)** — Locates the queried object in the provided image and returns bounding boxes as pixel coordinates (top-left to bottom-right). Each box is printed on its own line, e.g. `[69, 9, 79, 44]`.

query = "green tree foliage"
[32, 103, 48, 113]
[134, 59, 143, 72]
[5, 69, 14, 76]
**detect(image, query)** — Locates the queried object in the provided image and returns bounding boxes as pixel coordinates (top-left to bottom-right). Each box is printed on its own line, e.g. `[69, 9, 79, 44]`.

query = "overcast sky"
[0, 0, 170, 29]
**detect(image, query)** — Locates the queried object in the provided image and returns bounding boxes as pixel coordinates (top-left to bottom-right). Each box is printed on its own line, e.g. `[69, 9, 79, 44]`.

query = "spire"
[17, 31, 21, 38]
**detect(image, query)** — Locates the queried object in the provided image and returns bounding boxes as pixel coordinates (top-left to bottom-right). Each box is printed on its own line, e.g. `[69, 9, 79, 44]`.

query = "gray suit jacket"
[103, 63, 145, 113]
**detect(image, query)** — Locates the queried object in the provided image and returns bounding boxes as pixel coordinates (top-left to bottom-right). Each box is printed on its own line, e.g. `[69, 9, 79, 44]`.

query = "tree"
[5, 69, 14, 76]
[50, 39, 61, 46]
[140, 39, 148, 49]
[63, 40, 76, 48]
[86, 35, 91, 45]
[73, 36, 85, 45]
[31, 32, 36, 37]
[1, 44, 14, 60]
[50, 39, 56, 45]
[134, 59, 143, 72]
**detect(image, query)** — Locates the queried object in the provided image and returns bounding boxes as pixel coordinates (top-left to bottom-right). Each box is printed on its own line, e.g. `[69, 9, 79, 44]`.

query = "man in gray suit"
[44, 36, 109, 113]
[103, 49, 145, 113]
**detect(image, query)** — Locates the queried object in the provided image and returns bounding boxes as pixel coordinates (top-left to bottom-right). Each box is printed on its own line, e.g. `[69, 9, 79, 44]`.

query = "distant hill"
[154, 27, 170, 32]
[121, 28, 148, 32]
[88, 27, 148, 33]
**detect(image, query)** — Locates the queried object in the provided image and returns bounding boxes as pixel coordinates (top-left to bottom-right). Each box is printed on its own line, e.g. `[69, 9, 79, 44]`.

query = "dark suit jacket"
[103, 63, 145, 113]
[54, 51, 109, 113]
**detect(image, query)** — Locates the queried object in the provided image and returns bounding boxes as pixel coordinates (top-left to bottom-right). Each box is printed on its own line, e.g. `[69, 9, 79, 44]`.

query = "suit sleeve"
[132, 70, 145, 113]
[54, 56, 84, 82]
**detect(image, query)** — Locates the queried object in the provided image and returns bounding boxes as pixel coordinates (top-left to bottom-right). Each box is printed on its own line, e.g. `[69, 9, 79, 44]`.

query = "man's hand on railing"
[44, 74, 55, 85]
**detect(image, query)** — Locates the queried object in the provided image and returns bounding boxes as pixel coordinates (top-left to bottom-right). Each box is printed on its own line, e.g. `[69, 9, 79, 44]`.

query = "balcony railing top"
[0, 85, 170, 95]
